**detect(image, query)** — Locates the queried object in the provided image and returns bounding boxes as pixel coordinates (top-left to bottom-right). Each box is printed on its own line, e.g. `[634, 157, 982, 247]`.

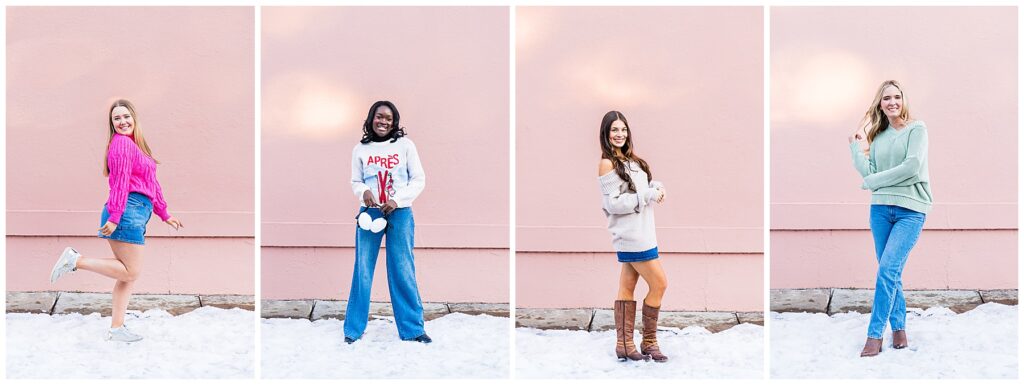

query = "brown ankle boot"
[860, 337, 883, 357]
[640, 303, 669, 362]
[892, 330, 908, 349]
[614, 300, 649, 361]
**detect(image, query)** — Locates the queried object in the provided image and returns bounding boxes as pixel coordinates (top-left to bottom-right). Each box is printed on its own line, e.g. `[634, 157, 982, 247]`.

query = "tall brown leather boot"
[614, 300, 649, 361]
[641, 303, 669, 362]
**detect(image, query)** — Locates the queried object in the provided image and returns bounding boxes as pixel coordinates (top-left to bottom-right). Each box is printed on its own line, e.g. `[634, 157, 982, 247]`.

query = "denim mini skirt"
[617, 246, 659, 263]
[99, 192, 153, 245]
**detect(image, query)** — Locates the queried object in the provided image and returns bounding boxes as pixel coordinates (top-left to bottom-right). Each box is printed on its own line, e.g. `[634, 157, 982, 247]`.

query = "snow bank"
[261, 312, 509, 378]
[770, 303, 1017, 379]
[516, 323, 764, 378]
[7, 306, 254, 379]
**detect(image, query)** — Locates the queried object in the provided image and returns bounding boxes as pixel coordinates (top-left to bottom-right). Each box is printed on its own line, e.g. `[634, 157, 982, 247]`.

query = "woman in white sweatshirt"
[343, 100, 431, 344]
[597, 110, 669, 362]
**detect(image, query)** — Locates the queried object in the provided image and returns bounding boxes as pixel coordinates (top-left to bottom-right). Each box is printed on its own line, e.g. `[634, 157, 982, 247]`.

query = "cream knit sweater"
[598, 160, 662, 253]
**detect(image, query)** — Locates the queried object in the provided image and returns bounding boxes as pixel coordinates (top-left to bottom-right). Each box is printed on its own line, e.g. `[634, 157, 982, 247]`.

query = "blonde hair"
[103, 99, 158, 176]
[864, 80, 912, 144]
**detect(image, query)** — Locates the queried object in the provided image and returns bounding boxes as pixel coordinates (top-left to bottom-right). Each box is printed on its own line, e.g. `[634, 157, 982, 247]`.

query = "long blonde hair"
[864, 80, 912, 144]
[103, 99, 158, 176]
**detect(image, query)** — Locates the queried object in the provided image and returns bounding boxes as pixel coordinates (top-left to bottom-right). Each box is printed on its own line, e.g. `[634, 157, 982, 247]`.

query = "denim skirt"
[99, 192, 153, 245]
[617, 246, 659, 263]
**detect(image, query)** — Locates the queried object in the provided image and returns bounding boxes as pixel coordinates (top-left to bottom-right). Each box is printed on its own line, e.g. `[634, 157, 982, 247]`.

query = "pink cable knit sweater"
[105, 133, 170, 224]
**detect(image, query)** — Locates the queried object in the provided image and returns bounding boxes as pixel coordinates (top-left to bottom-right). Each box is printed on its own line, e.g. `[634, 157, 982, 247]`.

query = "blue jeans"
[867, 204, 925, 339]
[343, 207, 426, 340]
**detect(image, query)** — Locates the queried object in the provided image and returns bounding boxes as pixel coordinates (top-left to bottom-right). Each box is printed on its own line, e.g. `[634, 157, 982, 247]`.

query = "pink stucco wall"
[516, 7, 764, 312]
[770, 7, 1017, 289]
[6, 7, 255, 294]
[261, 7, 510, 302]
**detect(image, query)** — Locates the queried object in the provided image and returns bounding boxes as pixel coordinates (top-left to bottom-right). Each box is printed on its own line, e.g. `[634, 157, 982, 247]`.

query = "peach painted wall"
[261, 7, 510, 302]
[6, 7, 255, 295]
[516, 7, 764, 312]
[770, 7, 1017, 289]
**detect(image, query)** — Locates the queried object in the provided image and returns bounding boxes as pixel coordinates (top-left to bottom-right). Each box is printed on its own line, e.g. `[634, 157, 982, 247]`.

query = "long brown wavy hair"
[864, 80, 912, 145]
[103, 99, 157, 176]
[599, 110, 651, 193]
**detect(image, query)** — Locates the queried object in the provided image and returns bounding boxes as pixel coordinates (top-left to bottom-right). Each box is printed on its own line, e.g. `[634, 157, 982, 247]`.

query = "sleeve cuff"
[107, 211, 123, 224]
[353, 184, 370, 198]
[642, 187, 659, 204]
[849, 141, 865, 156]
[155, 209, 171, 222]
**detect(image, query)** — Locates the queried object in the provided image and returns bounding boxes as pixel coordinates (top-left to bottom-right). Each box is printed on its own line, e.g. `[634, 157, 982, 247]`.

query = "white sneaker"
[49, 247, 81, 283]
[106, 326, 143, 343]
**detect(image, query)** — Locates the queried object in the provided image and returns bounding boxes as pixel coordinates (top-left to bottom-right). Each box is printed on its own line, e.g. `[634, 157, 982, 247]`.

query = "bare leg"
[106, 240, 144, 328]
[75, 248, 133, 281]
[617, 263, 640, 301]
[629, 259, 668, 308]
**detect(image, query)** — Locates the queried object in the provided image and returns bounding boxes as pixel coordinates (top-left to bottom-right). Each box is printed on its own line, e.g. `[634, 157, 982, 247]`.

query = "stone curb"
[202, 295, 256, 311]
[737, 312, 765, 326]
[6, 291, 255, 315]
[449, 302, 511, 318]
[771, 288, 1017, 315]
[260, 299, 313, 319]
[770, 288, 831, 313]
[517, 308, 592, 330]
[514, 308, 763, 333]
[980, 289, 1018, 306]
[6, 291, 60, 314]
[260, 299, 511, 321]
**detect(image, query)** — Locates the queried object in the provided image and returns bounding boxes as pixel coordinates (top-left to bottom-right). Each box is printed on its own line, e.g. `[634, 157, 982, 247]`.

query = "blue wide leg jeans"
[343, 207, 426, 341]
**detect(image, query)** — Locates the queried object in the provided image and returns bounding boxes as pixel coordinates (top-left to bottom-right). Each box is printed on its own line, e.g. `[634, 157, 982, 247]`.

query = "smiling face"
[608, 119, 629, 149]
[878, 85, 903, 120]
[372, 105, 394, 137]
[110, 106, 135, 136]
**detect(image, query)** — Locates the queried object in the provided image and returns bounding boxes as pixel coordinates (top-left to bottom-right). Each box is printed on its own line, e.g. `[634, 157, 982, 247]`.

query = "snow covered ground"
[6, 306, 254, 379]
[516, 323, 764, 378]
[771, 303, 1017, 379]
[261, 312, 509, 379]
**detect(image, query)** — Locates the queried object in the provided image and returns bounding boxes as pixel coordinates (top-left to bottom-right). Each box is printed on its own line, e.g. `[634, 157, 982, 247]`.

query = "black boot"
[410, 333, 432, 344]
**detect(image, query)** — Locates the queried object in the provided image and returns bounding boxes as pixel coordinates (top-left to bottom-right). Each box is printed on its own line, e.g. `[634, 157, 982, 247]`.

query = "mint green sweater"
[850, 120, 932, 214]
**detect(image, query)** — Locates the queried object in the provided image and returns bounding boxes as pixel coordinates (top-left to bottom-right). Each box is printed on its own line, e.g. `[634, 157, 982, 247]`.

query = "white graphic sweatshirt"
[351, 137, 426, 207]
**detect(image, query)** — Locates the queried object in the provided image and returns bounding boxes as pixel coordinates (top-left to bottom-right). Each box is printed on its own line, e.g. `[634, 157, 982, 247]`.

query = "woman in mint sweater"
[849, 80, 931, 357]
[598, 111, 669, 362]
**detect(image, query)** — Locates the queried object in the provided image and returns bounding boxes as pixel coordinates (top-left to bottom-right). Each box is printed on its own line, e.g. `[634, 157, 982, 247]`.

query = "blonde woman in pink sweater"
[49, 99, 183, 342]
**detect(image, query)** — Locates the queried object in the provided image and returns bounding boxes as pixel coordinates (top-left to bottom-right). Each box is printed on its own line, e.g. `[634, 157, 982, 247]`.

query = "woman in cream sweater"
[598, 110, 669, 362]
